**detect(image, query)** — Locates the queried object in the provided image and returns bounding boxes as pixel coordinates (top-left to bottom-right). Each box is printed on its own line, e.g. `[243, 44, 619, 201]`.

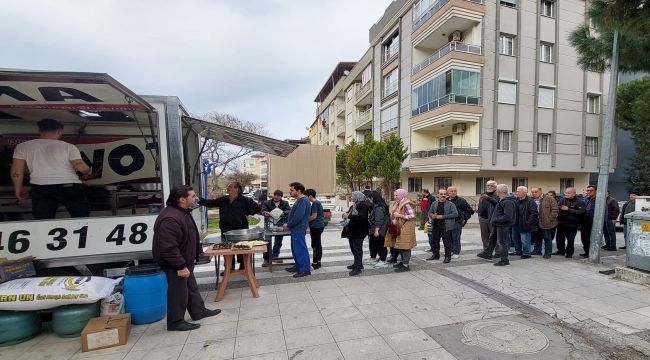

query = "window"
[498, 81, 516, 104]
[438, 135, 452, 149]
[475, 177, 495, 195]
[435, 177, 452, 192]
[383, 32, 400, 63]
[500, 0, 517, 8]
[560, 178, 574, 192]
[383, 69, 398, 98]
[497, 130, 512, 151]
[512, 177, 528, 190]
[380, 103, 398, 134]
[408, 177, 423, 193]
[499, 34, 514, 56]
[585, 137, 599, 156]
[541, 0, 554, 17]
[537, 133, 550, 153]
[411, 69, 480, 115]
[361, 65, 372, 86]
[538, 87, 555, 108]
[587, 94, 600, 114]
[540, 43, 553, 63]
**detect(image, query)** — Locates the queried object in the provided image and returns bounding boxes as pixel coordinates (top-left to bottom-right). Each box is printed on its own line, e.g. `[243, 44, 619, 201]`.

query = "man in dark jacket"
[477, 180, 498, 258]
[261, 189, 291, 264]
[581, 185, 597, 257]
[556, 187, 586, 258]
[619, 191, 638, 250]
[485, 184, 516, 266]
[510, 186, 539, 259]
[152, 185, 221, 331]
[447, 186, 474, 259]
[199, 182, 261, 271]
[602, 191, 620, 251]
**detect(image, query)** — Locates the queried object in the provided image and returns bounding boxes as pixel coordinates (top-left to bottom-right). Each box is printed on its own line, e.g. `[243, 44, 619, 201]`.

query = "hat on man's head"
[273, 190, 283, 196]
[37, 118, 64, 132]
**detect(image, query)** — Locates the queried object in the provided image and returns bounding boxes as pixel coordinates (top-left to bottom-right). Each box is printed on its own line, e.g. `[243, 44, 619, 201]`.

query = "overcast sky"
[1, 0, 394, 140]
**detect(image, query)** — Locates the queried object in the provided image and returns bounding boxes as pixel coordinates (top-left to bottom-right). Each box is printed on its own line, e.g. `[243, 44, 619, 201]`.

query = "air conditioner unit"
[450, 30, 463, 42]
[452, 123, 466, 134]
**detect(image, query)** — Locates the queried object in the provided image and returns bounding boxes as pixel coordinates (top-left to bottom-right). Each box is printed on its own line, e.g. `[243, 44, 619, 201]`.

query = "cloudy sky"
[1, 0, 394, 140]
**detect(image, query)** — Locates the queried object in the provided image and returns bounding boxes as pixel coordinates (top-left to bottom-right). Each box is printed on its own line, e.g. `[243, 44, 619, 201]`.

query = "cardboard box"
[0, 256, 36, 284]
[81, 314, 131, 352]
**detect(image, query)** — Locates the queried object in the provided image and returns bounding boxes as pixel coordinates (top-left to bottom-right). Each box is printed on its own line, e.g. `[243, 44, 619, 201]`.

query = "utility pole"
[589, 30, 619, 264]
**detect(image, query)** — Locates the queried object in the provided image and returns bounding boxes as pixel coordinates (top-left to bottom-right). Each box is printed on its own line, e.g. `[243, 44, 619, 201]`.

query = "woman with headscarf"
[367, 191, 389, 268]
[384, 188, 417, 272]
[342, 191, 370, 276]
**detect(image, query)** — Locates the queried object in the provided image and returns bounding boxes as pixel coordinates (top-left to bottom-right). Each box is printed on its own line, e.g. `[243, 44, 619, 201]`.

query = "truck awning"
[0, 69, 155, 125]
[182, 116, 298, 157]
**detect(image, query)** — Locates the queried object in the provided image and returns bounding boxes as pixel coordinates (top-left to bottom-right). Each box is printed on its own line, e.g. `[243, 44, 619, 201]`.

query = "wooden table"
[203, 245, 268, 302]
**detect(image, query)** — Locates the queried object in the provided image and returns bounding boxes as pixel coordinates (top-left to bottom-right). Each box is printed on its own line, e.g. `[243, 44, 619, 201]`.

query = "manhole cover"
[461, 320, 549, 354]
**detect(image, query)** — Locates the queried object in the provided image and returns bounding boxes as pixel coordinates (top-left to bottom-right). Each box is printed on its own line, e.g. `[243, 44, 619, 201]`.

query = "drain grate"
[462, 319, 550, 354]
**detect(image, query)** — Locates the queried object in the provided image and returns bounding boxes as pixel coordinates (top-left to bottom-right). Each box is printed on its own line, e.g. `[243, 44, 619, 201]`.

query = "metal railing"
[411, 93, 481, 117]
[412, 42, 482, 75]
[356, 109, 371, 126]
[413, 0, 483, 31]
[355, 81, 371, 100]
[410, 146, 479, 159]
[336, 124, 345, 135]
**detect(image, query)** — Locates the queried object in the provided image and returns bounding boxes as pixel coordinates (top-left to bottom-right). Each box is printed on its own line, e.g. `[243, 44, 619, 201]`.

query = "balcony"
[412, 94, 481, 117]
[413, 0, 483, 31]
[355, 81, 372, 106]
[412, 0, 485, 50]
[336, 103, 345, 118]
[336, 124, 345, 136]
[409, 146, 481, 172]
[355, 108, 372, 130]
[412, 42, 482, 77]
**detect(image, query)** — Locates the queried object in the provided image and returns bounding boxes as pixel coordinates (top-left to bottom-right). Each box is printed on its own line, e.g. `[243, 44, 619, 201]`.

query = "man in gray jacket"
[426, 189, 458, 263]
[486, 184, 517, 266]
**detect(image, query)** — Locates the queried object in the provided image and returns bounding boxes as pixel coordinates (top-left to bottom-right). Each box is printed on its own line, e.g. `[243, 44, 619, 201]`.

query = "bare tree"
[226, 169, 259, 190]
[195, 112, 267, 190]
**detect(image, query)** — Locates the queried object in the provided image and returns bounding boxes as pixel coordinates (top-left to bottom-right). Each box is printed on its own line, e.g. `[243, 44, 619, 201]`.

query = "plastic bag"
[101, 292, 124, 316]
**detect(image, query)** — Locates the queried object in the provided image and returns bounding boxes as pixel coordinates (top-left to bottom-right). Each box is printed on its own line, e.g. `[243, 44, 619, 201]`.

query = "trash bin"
[625, 211, 650, 271]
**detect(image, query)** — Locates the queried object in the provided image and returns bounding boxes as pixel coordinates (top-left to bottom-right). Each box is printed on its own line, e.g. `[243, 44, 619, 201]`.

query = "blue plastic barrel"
[123, 264, 167, 325]
[0, 311, 41, 346]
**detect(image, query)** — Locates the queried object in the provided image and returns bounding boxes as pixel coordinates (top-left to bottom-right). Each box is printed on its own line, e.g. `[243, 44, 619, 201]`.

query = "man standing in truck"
[11, 118, 92, 219]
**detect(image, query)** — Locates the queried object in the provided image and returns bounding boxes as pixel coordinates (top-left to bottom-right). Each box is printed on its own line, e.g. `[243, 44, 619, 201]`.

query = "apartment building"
[240, 153, 267, 190]
[313, 0, 611, 197]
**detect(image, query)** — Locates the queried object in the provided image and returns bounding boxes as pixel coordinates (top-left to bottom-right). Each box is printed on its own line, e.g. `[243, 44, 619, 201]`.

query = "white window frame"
[383, 69, 398, 98]
[541, 0, 554, 17]
[537, 133, 550, 153]
[587, 94, 601, 114]
[585, 137, 599, 156]
[380, 103, 398, 134]
[498, 81, 517, 104]
[408, 177, 423, 193]
[500, 0, 517, 9]
[540, 43, 553, 63]
[538, 87, 555, 108]
[499, 34, 514, 56]
[497, 130, 512, 151]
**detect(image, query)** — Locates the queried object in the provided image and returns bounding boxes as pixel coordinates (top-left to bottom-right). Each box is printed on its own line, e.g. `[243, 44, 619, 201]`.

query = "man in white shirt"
[11, 118, 92, 219]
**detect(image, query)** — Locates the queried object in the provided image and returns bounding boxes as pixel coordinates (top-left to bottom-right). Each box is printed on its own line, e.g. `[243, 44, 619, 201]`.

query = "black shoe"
[521, 255, 531, 259]
[394, 265, 410, 272]
[619, 246, 627, 250]
[312, 262, 321, 270]
[191, 308, 222, 321]
[443, 257, 451, 264]
[347, 264, 363, 270]
[386, 258, 397, 264]
[293, 271, 311, 278]
[579, 253, 588, 258]
[603, 247, 617, 251]
[543, 254, 551, 259]
[494, 260, 510, 266]
[477, 253, 493, 260]
[552, 251, 564, 256]
[425, 256, 437, 261]
[349, 269, 362, 276]
[168, 320, 200, 331]
[508, 252, 522, 256]
[285, 267, 298, 273]
[392, 261, 403, 268]
[565, 254, 573, 258]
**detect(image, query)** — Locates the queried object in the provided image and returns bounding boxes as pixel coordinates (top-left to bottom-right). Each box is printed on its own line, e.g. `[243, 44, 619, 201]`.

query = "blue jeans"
[290, 231, 311, 272]
[511, 227, 531, 256]
[533, 228, 555, 255]
[603, 220, 617, 248]
[264, 235, 284, 261]
[451, 222, 463, 255]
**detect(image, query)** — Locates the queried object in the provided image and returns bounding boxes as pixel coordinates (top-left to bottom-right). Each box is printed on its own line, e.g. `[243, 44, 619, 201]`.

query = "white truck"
[0, 69, 296, 275]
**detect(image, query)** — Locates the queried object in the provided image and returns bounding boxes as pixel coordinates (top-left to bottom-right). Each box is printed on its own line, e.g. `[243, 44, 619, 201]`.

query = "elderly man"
[619, 191, 638, 250]
[602, 191, 620, 251]
[530, 187, 558, 258]
[426, 188, 458, 263]
[486, 184, 517, 266]
[510, 186, 538, 259]
[447, 186, 474, 259]
[476, 180, 498, 259]
[556, 187, 586, 258]
[153, 185, 221, 331]
[580, 185, 597, 257]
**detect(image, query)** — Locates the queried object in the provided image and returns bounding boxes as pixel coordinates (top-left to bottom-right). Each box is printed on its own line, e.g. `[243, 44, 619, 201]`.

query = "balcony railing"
[412, 42, 482, 75]
[413, 0, 483, 31]
[356, 109, 371, 126]
[355, 81, 371, 100]
[411, 93, 481, 117]
[336, 124, 345, 135]
[411, 146, 479, 159]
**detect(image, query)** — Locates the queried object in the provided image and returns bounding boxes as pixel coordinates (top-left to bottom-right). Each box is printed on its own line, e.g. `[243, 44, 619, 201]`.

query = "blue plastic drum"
[0, 311, 41, 346]
[123, 264, 167, 325]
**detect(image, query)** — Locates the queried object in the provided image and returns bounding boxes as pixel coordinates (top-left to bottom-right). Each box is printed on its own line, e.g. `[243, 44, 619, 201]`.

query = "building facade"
[313, 0, 611, 198]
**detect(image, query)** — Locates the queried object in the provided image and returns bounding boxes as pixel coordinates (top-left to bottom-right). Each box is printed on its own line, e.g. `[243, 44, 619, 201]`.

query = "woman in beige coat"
[384, 188, 417, 271]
